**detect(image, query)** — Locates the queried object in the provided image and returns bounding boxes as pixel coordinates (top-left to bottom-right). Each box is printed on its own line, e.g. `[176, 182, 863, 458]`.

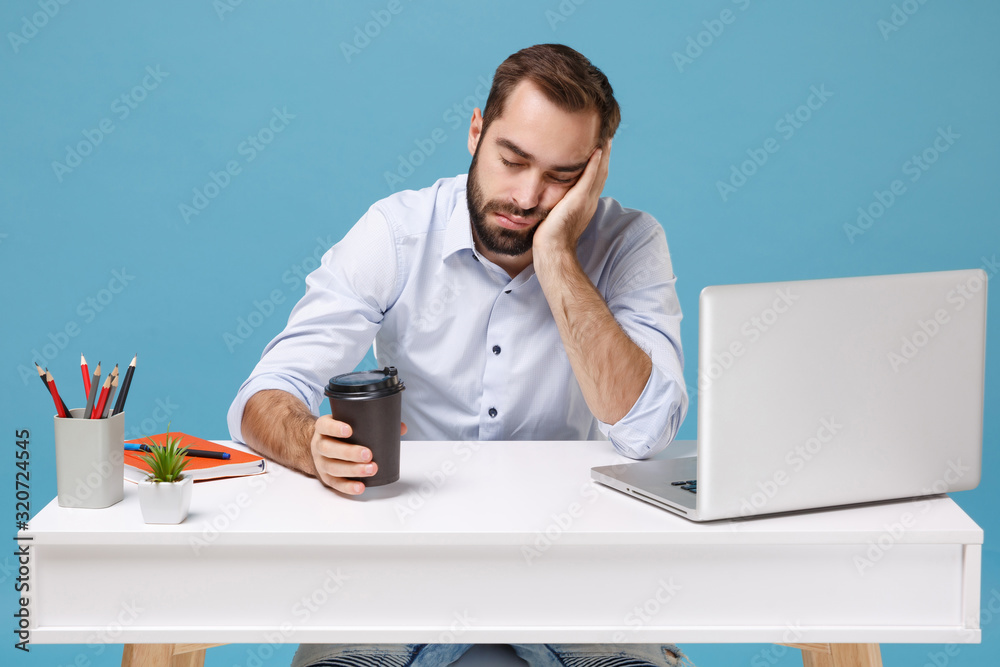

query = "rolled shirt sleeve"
[227, 207, 398, 443]
[594, 220, 688, 459]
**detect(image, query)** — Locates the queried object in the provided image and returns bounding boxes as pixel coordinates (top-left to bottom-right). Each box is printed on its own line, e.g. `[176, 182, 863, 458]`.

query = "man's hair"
[481, 44, 621, 145]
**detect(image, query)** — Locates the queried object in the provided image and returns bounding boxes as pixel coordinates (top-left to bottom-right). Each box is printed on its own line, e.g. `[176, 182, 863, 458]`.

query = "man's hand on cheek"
[532, 140, 611, 259]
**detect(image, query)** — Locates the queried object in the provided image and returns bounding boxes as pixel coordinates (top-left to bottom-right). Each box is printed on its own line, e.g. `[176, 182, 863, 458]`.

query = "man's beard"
[466, 146, 549, 257]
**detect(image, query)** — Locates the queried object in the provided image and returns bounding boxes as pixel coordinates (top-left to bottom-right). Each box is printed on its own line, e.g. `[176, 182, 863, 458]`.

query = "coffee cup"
[324, 366, 405, 487]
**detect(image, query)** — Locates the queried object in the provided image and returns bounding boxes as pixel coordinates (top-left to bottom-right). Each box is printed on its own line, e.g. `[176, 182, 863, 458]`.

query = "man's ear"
[467, 108, 483, 157]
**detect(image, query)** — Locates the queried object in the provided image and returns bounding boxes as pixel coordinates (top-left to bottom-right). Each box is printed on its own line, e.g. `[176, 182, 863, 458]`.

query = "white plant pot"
[138, 476, 193, 524]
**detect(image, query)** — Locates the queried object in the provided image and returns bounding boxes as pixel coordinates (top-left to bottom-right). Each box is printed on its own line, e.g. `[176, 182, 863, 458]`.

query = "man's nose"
[511, 171, 545, 212]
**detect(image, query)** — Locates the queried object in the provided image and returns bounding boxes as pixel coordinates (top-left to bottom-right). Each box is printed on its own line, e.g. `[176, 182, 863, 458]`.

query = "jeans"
[290, 642, 691, 667]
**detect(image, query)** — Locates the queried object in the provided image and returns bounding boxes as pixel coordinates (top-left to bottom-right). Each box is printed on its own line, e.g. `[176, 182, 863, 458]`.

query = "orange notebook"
[124, 432, 266, 483]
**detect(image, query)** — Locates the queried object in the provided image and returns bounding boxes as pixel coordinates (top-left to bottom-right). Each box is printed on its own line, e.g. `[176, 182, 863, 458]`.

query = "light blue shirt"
[228, 174, 687, 459]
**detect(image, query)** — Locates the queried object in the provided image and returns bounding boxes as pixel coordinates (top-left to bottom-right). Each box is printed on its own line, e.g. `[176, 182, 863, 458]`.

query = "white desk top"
[24, 440, 984, 644]
[25, 439, 983, 547]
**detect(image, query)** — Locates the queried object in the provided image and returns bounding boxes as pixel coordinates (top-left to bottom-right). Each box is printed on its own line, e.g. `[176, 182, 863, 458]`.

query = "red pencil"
[81, 353, 91, 401]
[36, 364, 71, 417]
[91, 374, 113, 420]
[45, 370, 69, 418]
[83, 361, 101, 418]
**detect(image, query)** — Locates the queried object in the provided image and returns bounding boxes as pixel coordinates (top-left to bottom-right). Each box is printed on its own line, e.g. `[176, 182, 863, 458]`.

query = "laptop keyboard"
[671, 479, 697, 494]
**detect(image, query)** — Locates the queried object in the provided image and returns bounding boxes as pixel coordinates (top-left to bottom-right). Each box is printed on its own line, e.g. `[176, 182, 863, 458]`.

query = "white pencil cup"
[53, 408, 125, 508]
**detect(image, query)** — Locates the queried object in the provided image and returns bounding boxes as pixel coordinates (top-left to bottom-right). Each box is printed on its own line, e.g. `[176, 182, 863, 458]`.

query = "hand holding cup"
[318, 366, 407, 494]
[311, 416, 407, 494]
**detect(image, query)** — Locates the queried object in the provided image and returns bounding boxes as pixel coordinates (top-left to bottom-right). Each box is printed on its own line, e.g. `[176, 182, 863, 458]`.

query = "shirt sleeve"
[595, 219, 688, 459]
[227, 207, 399, 443]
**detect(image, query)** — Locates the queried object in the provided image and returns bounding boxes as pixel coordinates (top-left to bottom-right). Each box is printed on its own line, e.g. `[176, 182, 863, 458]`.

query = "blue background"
[2, 1, 998, 665]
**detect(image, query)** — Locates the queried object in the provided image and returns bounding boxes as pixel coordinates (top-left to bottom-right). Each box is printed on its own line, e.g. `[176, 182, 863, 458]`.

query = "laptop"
[591, 269, 987, 521]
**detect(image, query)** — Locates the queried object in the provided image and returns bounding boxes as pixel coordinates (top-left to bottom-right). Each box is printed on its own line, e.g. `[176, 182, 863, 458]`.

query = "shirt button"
[492, 345, 501, 355]
[488, 407, 498, 418]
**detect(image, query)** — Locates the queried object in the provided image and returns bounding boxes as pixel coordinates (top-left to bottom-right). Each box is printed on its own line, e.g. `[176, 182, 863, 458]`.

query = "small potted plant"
[136, 429, 193, 524]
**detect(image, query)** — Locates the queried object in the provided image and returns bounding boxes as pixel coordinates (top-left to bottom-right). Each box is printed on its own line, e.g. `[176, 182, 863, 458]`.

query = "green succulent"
[139, 427, 191, 483]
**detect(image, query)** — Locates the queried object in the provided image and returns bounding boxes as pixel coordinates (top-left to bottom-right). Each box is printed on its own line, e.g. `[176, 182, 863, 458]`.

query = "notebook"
[591, 269, 987, 521]
[124, 432, 267, 483]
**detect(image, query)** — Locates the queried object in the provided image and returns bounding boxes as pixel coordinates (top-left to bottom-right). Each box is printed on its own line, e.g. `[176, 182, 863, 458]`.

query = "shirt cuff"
[597, 364, 688, 459]
[227, 373, 321, 445]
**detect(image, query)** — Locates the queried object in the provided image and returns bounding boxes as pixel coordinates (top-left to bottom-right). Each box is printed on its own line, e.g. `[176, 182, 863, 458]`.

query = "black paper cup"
[324, 367, 405, 487]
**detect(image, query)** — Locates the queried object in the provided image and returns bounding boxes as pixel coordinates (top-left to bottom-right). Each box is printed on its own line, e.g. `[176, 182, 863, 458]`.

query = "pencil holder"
[53, 408, 125, 508]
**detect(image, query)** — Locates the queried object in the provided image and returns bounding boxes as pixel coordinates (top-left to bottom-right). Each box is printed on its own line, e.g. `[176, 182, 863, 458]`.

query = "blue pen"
[125, 443, 230, 460]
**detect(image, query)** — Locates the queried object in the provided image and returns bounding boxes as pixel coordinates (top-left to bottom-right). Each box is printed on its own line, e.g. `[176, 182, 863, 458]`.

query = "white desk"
[24, 440, 982, 667]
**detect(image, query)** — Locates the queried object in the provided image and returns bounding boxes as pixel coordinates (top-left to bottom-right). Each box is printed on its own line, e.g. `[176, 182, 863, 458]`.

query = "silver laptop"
[592, 269, 987, 521]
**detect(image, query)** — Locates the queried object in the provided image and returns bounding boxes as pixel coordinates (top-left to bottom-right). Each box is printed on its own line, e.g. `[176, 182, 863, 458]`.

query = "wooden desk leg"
[121, 643, 224, 667]
[169, 648, 206, 667]
[121, 644, 174, 667]
[171, 643, 226, 667]
[785, 643, 883, 667]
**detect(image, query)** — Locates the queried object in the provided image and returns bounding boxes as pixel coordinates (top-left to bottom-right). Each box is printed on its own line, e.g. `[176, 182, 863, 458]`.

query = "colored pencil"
[35, 363, 53, 400]
[44, 370, 69, 418]
[102, 371, 119, 418]
[112, 355, 136, 416]
[105, 363, 119, 402]
[91, 374, 113, 420]
[81, 353, 90, 401]
[83, 362, 101, 418]
[36, 364, 71, 417]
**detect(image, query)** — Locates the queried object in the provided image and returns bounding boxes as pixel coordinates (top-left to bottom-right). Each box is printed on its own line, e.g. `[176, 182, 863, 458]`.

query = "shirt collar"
[442, 174, 476, 261]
